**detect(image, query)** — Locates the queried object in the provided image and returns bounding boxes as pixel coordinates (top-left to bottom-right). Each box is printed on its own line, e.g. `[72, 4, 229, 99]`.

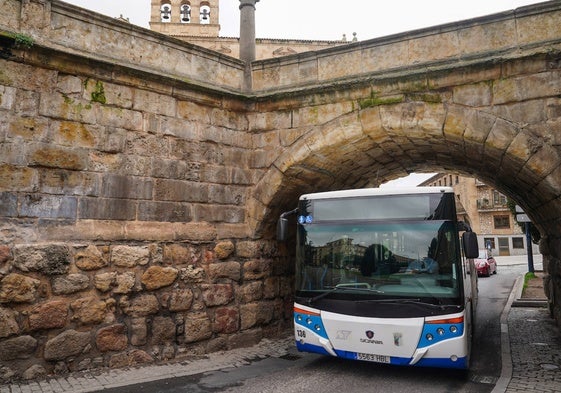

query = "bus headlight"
[426, 333, 434, 341]
[437, 328, 445, 336]
[450, 326, 458, 333]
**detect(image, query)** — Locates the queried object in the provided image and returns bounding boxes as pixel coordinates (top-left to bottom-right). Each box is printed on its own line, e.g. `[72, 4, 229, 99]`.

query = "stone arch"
[248, 99, 561, 247]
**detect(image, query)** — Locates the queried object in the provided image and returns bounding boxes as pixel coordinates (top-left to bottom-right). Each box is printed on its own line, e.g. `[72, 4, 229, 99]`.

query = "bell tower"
[150, 0, 220, 38]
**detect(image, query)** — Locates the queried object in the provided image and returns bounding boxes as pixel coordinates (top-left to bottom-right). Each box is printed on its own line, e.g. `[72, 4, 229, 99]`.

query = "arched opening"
[248, 100, 558, 262]
[180, 3, 191, 23]
[160, 2, 172, 22]
[199, 2, 211, 24]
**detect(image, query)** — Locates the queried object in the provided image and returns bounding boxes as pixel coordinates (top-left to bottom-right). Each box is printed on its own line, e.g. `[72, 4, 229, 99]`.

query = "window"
[160, 2, 172, 22]
[180, 3, 191, 23]
[512, 237, 524, 249]
[484, 238, 495, 249]
[494, 215, 510, 229]
[455, 176, 459, 184]
[493, 191, 507, 206]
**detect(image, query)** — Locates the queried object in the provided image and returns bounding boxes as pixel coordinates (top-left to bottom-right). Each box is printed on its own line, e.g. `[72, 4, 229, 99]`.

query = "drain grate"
[280, 353, 303, 361]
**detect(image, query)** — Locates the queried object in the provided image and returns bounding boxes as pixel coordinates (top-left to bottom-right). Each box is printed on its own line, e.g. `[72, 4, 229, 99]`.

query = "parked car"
[475, 249, 497, 277]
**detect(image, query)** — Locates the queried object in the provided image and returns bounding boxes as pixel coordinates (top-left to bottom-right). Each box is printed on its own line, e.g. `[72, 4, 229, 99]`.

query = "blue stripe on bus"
[296, 343, 468, 369]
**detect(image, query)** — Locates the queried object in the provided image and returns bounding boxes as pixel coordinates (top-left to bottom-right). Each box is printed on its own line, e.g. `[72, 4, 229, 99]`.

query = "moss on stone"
[359, 91, 403, 109]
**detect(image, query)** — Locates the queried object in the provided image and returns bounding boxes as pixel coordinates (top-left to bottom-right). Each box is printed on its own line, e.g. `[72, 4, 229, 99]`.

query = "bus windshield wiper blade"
[307, 286, 384, 305]
[357, 298, 460, 310]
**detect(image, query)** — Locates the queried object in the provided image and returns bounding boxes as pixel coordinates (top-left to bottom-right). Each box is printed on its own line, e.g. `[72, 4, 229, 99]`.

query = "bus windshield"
[295, 193, 463, 309]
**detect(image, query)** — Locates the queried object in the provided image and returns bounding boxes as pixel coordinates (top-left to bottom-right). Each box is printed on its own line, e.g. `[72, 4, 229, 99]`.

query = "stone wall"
[0, 1, 293, 381]
[0, 240, 293, 381]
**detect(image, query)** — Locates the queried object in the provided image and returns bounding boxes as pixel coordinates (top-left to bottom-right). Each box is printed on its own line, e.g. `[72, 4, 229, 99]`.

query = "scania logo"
[360, 330, 383, 344]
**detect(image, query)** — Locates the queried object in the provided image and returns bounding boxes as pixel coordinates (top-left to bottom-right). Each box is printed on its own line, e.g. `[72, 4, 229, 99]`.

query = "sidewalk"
[493, 271, 561, 393]
[2, 267, 560, 393]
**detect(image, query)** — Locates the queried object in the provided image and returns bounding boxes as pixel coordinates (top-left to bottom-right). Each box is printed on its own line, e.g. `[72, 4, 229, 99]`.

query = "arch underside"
[251, 101, 561, 240]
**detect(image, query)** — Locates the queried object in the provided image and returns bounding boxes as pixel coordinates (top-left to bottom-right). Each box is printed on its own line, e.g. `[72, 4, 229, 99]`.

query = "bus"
[278, 187, 479, 369]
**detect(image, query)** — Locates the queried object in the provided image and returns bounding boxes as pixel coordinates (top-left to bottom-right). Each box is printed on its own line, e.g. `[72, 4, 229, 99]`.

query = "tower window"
[160, 3, 172, 22]
[200, 4, 211, 24]
[180, 3, 191, 23]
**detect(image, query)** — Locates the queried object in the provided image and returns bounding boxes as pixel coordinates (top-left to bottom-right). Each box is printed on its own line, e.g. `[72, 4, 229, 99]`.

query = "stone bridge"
[1, 0, 561, 380]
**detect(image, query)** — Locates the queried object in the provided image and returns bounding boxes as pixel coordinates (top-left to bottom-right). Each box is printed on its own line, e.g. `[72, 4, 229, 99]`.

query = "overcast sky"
[59, 0, 545, 187]
[62, 0, 545, 41]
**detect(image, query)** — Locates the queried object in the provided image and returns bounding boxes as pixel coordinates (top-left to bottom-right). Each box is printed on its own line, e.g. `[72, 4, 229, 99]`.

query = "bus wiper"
[307, 286, 384, 305]
[357, 298, 460, 310]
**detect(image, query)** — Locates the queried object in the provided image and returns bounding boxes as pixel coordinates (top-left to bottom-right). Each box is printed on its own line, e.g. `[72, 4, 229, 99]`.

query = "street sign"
[515, 205, 531, 222]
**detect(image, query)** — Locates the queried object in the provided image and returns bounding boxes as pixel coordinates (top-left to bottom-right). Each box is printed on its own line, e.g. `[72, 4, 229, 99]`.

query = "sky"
[59, 0, 544, 187]
[62, 0, 545, 41]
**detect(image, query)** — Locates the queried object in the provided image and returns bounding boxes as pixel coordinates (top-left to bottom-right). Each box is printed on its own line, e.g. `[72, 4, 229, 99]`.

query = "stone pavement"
[2, 268, 561, 393]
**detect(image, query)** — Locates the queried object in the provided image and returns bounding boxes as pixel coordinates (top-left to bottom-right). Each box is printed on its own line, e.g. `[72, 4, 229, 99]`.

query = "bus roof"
[299, 187, 454, 200]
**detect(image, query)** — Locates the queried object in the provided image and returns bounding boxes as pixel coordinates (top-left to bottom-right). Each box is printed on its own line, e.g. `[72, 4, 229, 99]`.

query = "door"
[498, 237, 510, 256]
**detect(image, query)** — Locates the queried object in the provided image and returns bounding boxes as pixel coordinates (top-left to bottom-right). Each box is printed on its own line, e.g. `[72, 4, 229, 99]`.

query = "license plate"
[357, 352, 391, 364]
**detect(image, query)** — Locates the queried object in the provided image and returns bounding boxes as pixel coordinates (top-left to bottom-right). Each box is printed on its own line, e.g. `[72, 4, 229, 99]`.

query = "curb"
[490, 274, 519, 393]
[511, 270, 548, 308]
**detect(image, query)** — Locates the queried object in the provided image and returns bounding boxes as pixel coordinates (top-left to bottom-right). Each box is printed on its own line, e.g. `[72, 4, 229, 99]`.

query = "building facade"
[149, 0, 350, 60]
[420, 174, 538, 256]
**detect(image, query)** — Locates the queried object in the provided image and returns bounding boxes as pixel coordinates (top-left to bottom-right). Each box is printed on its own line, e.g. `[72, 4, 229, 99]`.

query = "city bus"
[278, 187, 479, 369]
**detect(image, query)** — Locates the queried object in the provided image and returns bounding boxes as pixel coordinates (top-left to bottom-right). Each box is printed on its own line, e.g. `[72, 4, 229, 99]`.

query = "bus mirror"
[277, 217, 288, 242]
[462, 231, 479, 259]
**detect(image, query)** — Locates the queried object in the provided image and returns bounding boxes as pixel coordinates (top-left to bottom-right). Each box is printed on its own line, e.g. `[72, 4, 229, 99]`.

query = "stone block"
[163, 244, 198, 266]
[184, 312, 212, 343]
[0, 164, 35, 193]
[28, 143, 87, 170]
[44, 330, 91, 361]
[12, 244, 71, 275]
[240, 302, 274, 330]
[0, 307, 19, 338]
[137, 201, 191, 222]
[114, 272, 136, 294]
[109, 350, 153, 369]
[154, 179, 208, 203]
[101, 173, 153, 200]
[28, 300, 68, 331]
[151, 316, 176, 344]
[179, 265, 206, 283]
[94, 272, 117, 292]
[201, 284, 234, 306]
[19, 194, 77, 219]
[37, 168, 101, 196]
[213, 307, 239, 334]
[214, 241, 235, 260]
[120, 294, 160, 317]
[0, 273, 40, 303]
[111, 245, 150, 267]
[130, 317, 148, 346]
[0, 335, 37, 361]
[71, 296, 115, 325]
[141, 266, 178, 290]
[169, 288, 194, 312]
[0, 192, 17, 217]
[208, 261, 241, 282]
[75, 245, 109, 271]
[243, 260, 272, 280]
[80, 196, 138, 220]
[227, 328, 263, 350]
[0, 85, 16, 110]
[237, 281, 263, 303]
[193, 204, 245, 223]
[52, 273, 90, 295]
[96, 324, 128, 352]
